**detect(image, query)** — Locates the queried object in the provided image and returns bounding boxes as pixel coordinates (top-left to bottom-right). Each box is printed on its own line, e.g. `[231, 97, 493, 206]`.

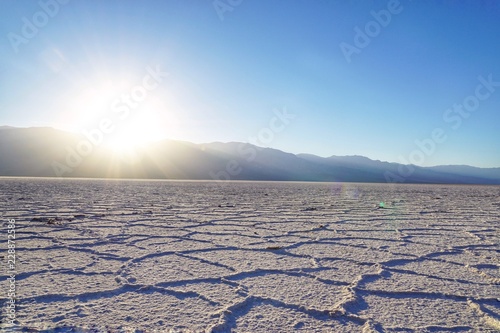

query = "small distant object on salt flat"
[377, 201, 392, 209]
[31, 216, 66, 225]
[31, 214, 87, 224]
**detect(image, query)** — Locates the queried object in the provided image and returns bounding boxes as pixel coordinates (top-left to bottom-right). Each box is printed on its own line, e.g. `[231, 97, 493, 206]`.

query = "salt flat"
[0, 179, 499, 332]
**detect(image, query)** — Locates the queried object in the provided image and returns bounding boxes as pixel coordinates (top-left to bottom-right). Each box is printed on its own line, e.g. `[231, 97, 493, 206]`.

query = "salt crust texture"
[0, 179, 499, 332]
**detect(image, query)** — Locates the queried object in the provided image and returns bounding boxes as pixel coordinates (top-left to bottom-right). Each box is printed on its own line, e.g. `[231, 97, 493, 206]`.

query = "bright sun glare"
[107, 117, 164, 153]
[69, 79, 170, 154]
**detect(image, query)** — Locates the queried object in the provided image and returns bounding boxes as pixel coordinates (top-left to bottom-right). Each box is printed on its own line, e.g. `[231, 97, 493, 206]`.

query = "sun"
[107, 133, 138, 153]
[106, 109, 168, 154]
[67, 77, 173, 155]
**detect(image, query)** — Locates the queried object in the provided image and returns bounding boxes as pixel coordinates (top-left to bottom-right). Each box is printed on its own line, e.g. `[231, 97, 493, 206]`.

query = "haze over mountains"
[1, 126, 499, 184]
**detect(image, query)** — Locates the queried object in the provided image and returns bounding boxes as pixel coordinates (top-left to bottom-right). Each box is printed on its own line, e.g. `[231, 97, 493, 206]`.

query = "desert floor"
[1, 179, 499, 332]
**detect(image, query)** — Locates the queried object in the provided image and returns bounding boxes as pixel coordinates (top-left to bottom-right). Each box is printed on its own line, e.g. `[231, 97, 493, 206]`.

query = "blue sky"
[1, 0, 499, 167]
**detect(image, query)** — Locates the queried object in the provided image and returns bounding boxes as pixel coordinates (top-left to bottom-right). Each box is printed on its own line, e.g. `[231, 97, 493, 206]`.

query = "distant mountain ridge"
[1, 126, 499, 184]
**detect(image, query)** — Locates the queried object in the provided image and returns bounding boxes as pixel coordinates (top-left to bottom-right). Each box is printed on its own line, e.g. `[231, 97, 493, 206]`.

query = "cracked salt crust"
[0, 179, 499, 332]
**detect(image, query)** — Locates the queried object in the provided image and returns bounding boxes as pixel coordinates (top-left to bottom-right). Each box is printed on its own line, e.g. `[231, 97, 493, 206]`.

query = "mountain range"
[1, 126, 499, 184]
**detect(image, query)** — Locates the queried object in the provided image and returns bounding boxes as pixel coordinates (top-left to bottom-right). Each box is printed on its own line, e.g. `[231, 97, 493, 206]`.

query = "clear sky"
[1, 0, 499, 167]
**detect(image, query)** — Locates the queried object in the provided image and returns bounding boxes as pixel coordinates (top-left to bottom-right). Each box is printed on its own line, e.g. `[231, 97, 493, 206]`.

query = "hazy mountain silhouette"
[1, 126, 499, 184]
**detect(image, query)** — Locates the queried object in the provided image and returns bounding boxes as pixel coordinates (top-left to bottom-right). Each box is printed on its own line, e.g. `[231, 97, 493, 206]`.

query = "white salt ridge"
[0, 179, 498, 332]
